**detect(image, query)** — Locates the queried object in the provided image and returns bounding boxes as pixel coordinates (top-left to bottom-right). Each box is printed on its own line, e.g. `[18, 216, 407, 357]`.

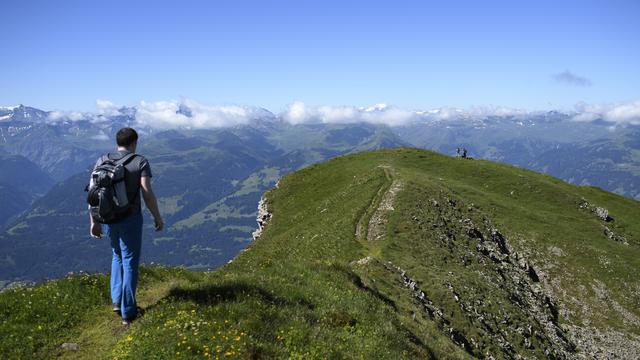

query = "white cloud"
[93, 99, 127, 117]
[281, 101, 417, 126]
[419, 108, 463, 121]
[604, 101, 640, 125]
[571, 112, 600, 122]
[573, 100, 640, 125]
[280, 102, 537, 126]
[47, 110, 90, 122]
[134, 99, 269, 129]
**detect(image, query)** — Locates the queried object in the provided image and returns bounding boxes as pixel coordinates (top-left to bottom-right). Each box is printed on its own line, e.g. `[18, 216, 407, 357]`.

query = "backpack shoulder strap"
[116, 152, 139, 166]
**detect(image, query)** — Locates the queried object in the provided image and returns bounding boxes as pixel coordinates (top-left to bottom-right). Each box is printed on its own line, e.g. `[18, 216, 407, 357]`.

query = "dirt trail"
[355, 166, 403, 244]
[367, 177, 403, 242]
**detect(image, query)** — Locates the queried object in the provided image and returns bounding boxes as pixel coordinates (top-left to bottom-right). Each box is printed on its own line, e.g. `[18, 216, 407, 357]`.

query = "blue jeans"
[105, 212, 143, 319]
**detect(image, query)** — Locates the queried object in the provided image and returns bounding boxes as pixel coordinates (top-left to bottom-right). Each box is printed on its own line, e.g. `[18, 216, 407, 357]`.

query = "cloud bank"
[46, 99, 123, 122]
[281, 101, 640, 126]
[134, 99, 268, 129]
[552, 70, 592, 87]
[40, 98, 640, 128]
[48, 111, 88, 122]
[282, 101, 418, 126]
[46, 99, 272, 129]
[573, 100, 640, 125]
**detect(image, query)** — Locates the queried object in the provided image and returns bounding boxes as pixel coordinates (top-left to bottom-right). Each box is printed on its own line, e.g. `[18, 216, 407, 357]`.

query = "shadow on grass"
[329, 263, 398, 311]
[163, 281, 315, 310]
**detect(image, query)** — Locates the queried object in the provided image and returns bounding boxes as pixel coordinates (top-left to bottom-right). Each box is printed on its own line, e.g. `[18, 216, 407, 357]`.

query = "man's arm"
[141, 176, 163, 231]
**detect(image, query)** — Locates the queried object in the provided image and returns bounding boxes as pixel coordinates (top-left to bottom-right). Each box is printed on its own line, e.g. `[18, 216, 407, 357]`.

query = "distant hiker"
[462, 148, 468, 159]
[86, 127, 163, 325]
[456, 147, 461, 157]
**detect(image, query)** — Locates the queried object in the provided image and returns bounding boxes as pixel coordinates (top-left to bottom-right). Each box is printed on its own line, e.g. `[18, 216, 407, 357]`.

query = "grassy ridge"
[1, 148, 638, 359]
[392, 151, 639, 332]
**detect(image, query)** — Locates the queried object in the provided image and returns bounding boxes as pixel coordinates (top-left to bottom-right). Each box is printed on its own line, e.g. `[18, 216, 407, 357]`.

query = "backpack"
[86, 153, 138, 224]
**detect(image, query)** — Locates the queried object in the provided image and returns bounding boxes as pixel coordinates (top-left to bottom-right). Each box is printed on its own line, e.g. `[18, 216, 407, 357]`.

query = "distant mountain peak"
[0, 104, 48, 122]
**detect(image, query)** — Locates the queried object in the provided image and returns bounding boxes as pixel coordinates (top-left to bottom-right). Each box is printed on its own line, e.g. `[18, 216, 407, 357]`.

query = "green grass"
[6, 222, 29, 235]
[232, 167, 281, 197]
[0, 267, 200, 358]
[1, 148, 638, 359]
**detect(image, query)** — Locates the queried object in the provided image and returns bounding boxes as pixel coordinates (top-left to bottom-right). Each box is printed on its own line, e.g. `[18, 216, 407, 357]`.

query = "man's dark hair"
[116, 128, 139, 147]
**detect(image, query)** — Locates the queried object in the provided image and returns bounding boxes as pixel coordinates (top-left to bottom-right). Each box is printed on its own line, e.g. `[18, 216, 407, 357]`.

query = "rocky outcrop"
[250, 181, 279, 242]
[603, 226, 628, 245]
[382, 260, 474, 353]
[578, 199, 632, 246]
[563, 324, 640, 359]
[251, 196, 272, 241]
[409, 191, 577, 358]
[578, 199, 613, 222]
[351, 171, 636, 358]
[232, 192, 273, 263]
[594, 207, 611, 222]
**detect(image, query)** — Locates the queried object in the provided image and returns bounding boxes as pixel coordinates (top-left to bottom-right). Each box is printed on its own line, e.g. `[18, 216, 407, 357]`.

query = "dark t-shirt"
[93, 150, 152, 215]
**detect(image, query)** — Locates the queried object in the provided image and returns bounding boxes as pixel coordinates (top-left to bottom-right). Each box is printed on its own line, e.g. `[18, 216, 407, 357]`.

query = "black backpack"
[86, 153, 138, 224]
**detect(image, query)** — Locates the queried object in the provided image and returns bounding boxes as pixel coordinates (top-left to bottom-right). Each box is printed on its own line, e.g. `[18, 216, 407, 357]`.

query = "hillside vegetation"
[0, 123, 406, 282]
[1, 148, 639, 359]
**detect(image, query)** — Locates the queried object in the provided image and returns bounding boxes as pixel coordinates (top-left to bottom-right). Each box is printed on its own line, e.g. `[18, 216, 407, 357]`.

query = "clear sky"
[1, 0, 638, 112]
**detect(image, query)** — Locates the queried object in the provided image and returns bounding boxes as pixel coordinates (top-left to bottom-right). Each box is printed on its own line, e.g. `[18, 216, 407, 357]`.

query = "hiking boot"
[121, 307, 145, 326]
[112, 304, 121, 316]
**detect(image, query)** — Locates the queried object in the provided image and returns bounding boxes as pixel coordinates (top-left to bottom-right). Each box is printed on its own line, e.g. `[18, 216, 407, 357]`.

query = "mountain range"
[0, 104, 638, 284]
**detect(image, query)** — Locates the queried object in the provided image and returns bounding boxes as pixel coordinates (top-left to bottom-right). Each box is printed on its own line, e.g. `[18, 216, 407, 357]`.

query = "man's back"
[93, 150, 152, 217]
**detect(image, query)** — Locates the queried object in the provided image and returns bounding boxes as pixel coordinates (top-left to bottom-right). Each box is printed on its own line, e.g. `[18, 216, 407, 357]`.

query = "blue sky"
[1, 0, 638, 112]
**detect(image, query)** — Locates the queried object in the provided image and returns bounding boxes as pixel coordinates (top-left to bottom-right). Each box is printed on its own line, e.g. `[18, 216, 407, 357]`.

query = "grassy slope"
[1, 148, 638, 359]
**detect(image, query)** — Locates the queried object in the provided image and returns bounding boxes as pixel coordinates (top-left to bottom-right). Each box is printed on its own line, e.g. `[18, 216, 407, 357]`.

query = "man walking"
[89, 127, 163, 325]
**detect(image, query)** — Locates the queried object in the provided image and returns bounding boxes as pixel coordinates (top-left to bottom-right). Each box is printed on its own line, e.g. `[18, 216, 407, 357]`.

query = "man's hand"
[90, 222, 103, 239]
[154, 217, 164, 232]
[142, 176, 164, 232]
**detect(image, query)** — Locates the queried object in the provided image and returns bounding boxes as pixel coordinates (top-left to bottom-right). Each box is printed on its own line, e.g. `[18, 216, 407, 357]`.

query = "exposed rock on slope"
[358, 184, 576, 358]
[251, 196, 272, 241]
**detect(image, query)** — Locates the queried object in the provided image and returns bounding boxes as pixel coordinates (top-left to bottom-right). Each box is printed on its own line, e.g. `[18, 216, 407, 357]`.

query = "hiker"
[87, 127, 163, 325]
[456, 147, 461, 157]
[462, 148, 468, 159]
